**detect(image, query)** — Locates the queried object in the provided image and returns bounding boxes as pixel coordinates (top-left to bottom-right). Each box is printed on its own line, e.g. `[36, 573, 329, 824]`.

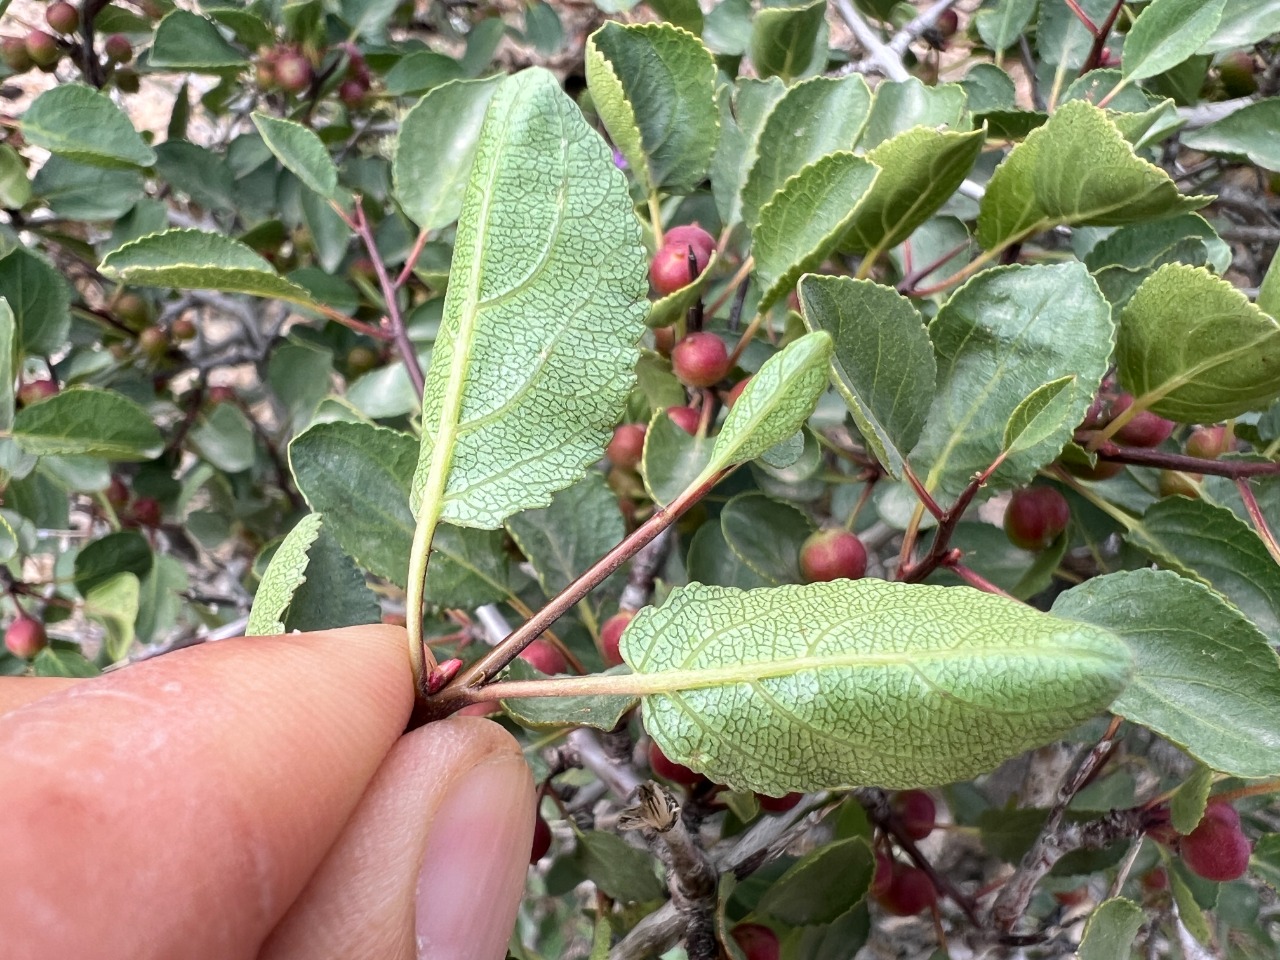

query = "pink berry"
[671, 332, 731, 388]
[666, 406, 702, 436]
[799, 529, 867, 583]
[724, 377, 750, 408]
[876, 864, 937, 916]
[730, 923, 780, 960]
[648, 741, 703, 787]
[599, 611, 633, 667]
[1186, 425, 1230, 460]
[1111, 394, 1175, 448]
[606, 423, 646, 471]
[104, 33, 132, 64]
[45, 3, 79, 35]
[649, 224, 716, 295]
[1181, 800, 1251, 882]
[519, 638, 568, 675]
[4, 616, 46, 658]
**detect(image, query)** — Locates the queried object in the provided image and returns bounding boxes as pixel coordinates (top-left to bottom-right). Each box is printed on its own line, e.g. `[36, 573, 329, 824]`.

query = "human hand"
[0, 625, 535, 960]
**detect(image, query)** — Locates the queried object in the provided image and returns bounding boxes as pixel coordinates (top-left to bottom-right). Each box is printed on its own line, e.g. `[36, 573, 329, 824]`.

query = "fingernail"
[416, 757, 533, 960]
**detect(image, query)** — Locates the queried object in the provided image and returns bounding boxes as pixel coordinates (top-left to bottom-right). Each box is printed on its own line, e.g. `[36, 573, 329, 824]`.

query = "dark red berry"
[756, 792, 802, 813]
[105, 475, 129, 509]
[876, 864, 937, 916]
[871, 851, 894, 898]
[671, 332, 731, 388]
[103, 33, 132, 64]
[130, 496, 162, 528]
[519, 638, 568, 675]
[730, 923, 780, 960]
[45, 3, 79, 35]
[599, 611, 632, 667]
[935, 9, 959, 36]
[799, 528, 867, 583]
[338, 78, 368, 107]
[666, 406, 701, 436]
[648, 741, 703, 787]
[1111, 394, 1175, 447]
[1003, 487, 1071, 551]
[5, 616, 46, 659]
[1181, 800, 1251, 882]
[606, 423, 646, 471]
[891, 790, 937, 841]
[530, 813, 552, 863]
[1063, 457, 1124, 482]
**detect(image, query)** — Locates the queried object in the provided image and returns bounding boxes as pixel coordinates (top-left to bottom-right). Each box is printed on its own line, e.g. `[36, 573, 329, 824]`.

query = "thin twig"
[1237, 478, 1280, 566]
[1093, 441, 1280, 478]
[833, 0, 911, 82]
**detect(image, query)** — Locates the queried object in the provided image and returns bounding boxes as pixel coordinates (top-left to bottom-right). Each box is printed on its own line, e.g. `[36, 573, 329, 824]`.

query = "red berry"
[1141, 867, 1169, 891]
[671, 332, 731, 388]
[1063, 457, 1124, 482]
[45, 3, 79, 35]
[530, 813, 552, 863]
[106, 475, 129, 509]
[1098, 48, 1119, 68]
[1111, 394, 1175, 447]
[25, 30, 60, 67]
[2, 36, 34, 72]
[666, 406, 702, 436]
[756, 792, 802, 813]
[17, 376, 57, 406]
[274, 51, 313, 93]
[599, 611, 633, 667]
[648, 741, 703, 787]
[1003, 487, 1071, 551]
[891, 790, 937, 841]
[649, 225, 715, 295]
[1181, 800, 1251, 882]
[103, 33, 132, 64]
[730, 923, 780, 960]
[1053, 886, 1089, 907]
[724, 377, 750, 408]
[1186, 425, 1230, 460]
[519, 638, 568, 675]
[876, 864, 937, 916]
[870, 851, 895, 898]
[206, 385, 236, 405]
[338, 78, 368, 107]
[129, 496, 162, 528]
[5, 616, 46, 659]
[171, 318, 197, 342]
[935, 8, 959, 36]
[799, 528, 867, 583]
[606, 423, 646, 471]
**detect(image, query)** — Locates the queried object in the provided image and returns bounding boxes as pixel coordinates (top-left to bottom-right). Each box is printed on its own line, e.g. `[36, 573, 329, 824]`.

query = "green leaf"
[911, 263, 1113, 500]
[1037, 0, 1114, 70]
[0, 145, 31, 209]
[32, 156, 143, 221]
[154, 141, 236, 213]
[645, 250, 720, 329]
[1117, 263, 1280, 421]
[505, 473, 625, 605]
[21, 84, 156, 170]
[751, 153, 880, 311]
[1260, 243, 1280, 320]
[251, 113, 338, 200]
[739, 75, 872, 229]
[411, 69, 648, 530]
[501, 659, 637, 731]
[393, 78, 503, 232]
[1077, 898, 1144, 960]
[688, 520, 771, 589]
[0, 248, 68, 355]
[1252, 833, 1280, 891]
[1085, 214, 1227, 309]
[0, 300, 13, 434]
[711, 77, 787, 229]
[648, 0, 703, 33]
[1127, 496, 1280, 644]
[1199, 0, 1280, 54]
[642, 407, 715, 506]
[1170, 765, 1213, 834]
[247, 513, 325, 636]
[798, 275, 934, 478]
[749, 0, 827, 83]
[1169, 864, 1213, 943]
[84, 572, 140, 662]
[840, 126, 985, 258]
[290, 421, 418, 586]
[1122, 0, 1225, 82]
[100, 229, 317, 306]
[12, 388, 162, 461]
[32, 647, 100, 678]
[857, 78, 968, 151]
[574, 830, 665, 902]
[1181, 99, 1280, 173]
[1054, 569, 1280, 778]
[189, 402, 256, 473]
[977, 100, 1210, 251]
[718, 492, 813, 586]
[74, 531, 152, 597]
[149, 10, 247, 70]
[757, 838, 874, 925]
[136, 555, 188, 645]
[1002, 376, 1080, 459]
[283, 528, 381, 633]
[383, 51, 466, 96]
[974, 0, 1038, 52]
[340, 0, 398, 42]
[585, 22, 718, 196]
[710, 332, 833, 472]
[426, 526, 512, 609]
[622, 580, 1132, 794]
[960, 64, 1019, 114]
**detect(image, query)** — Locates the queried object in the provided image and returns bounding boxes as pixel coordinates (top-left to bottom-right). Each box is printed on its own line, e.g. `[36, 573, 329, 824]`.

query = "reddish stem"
[1092, 441, 1280, 478]
[1236, 478, 1280, 566]
[395, 229, 431, 289]
[947, 560, 1017, 599]
[1062, 0, 1100, 35]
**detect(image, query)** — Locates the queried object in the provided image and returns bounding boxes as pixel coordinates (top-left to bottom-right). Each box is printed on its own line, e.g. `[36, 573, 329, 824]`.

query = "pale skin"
[0, 624, 535, 960]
